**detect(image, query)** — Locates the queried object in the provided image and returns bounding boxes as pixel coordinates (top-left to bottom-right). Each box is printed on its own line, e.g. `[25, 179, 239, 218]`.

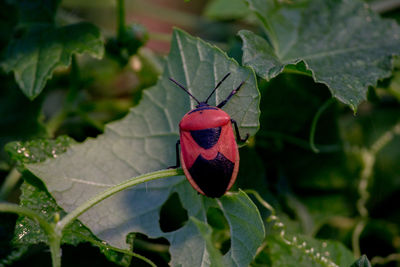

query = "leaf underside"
[26, 28, 263, 267]
[240, 0, 400, 110]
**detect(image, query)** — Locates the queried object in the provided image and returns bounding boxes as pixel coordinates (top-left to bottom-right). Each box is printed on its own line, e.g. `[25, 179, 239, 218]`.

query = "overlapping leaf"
[240, 0, 400, 110]
[1, 23, 103, 100]
[26, 29, 263, 266]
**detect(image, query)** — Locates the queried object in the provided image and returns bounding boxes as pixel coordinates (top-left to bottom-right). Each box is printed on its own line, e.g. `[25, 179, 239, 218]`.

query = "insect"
[169, 73, 249, 198]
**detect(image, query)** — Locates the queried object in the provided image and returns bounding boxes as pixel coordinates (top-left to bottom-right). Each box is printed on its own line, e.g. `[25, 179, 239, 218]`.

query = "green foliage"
[1, 0, 400, 266]
[1, 0, 103, 100]
[23, 29, 262, 266]
[240, 0, 400, 111]
[2, 23, 103, 100]
[264, 234, 355, 267]
[5, 137, 133, 266]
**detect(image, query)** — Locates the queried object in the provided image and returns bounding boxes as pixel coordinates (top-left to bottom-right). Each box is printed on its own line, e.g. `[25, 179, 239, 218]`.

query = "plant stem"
[370, 0, 400, 13]
[46, 109, 68, 138]
[352, 121, 400, 258]
[73, 232, 157, 267]
[244, 189, 276, 215]
[117, 0, 126, 39]
[49, 233, 62, 267]
[371, 253, 400, 265]
[0, 168, 21, 200]
[282, 68, 313, 77]
[0, 202, 53, 234]
[57, 168, 183, 231]
[309, 98, 336, 153]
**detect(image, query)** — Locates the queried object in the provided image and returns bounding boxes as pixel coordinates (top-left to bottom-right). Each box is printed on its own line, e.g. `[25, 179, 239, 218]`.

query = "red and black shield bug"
[169, 73, 249, 198]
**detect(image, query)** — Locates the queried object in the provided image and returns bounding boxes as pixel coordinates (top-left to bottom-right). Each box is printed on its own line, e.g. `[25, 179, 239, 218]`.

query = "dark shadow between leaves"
[159, 192, 188, 233]
[206, 207, 231, 255]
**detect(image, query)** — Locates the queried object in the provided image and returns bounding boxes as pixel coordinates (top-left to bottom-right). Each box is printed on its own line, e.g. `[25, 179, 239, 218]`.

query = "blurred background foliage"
[0, 0, 400, 266]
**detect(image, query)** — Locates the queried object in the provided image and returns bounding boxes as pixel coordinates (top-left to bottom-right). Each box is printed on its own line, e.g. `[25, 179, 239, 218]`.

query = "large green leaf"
[1, 23, 103, 100]
[26, 28, 263, 266]
[5, 137, 134, 266]
[239, 0, 400, 111]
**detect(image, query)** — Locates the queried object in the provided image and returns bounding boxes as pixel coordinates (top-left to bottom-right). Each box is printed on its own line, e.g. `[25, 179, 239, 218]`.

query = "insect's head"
[169, 73, 231, 108]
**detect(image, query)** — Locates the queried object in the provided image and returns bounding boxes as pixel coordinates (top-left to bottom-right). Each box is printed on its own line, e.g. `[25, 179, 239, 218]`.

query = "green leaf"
[219, 190, 266, 266]
[204, 0, 250, 20]
[266, 234, 355, 267]
[350, 255, 371, 267]
[26, 28, 262, 266]
[5, 137, 133, 266]
[239, 0, 400, 110]
[1, 22, 104, 100]
[191, 217, 225, 267]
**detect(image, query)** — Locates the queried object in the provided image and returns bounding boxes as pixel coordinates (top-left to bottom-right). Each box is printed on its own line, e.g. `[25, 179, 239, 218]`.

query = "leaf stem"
[0, 203, 63, 266]
[370, 0, 400, 13]
[117, 0, 126, 39]
[73, 232, 157, 267]
[46, 109, 68, 138]
[309, 98, 336, 153]
[244, 189, 276, 215]
[0, 202, 53, 234]
[244, 189, 339, 267]
[57, 168, 183, 231]
[352, 121, 400, 258]
[0, 168, 21, 200]
[371, 253, 400, 265]
[282, 68, 313, 77]
[49, 233, 62, 267]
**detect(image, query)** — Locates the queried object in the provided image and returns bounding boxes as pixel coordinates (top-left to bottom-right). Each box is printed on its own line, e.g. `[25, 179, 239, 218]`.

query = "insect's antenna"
[169, 78, 201, 104]
[205, 72, 231, 104]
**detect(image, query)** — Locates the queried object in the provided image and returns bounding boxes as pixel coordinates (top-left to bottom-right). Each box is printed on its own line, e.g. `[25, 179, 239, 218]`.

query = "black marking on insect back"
[188, 106, 218, 114]
[190, 127, 221, 149]
[188, 152, 234, 198]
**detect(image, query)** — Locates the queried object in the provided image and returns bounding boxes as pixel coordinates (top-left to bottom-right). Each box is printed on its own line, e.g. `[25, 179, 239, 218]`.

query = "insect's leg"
[168, 140, 181, 169]
[231, 119, 249, 143]
[217, 81, 245, 108]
